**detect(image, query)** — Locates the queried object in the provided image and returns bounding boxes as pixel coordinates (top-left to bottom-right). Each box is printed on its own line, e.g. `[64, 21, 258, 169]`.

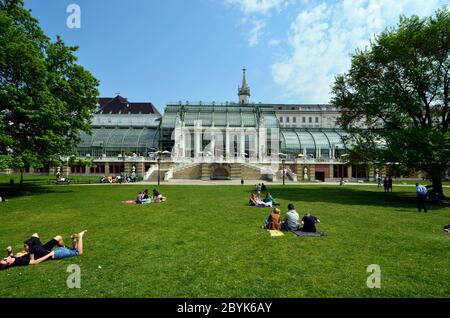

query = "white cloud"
[249, 20, 266, 46]
[226, 0, 288, 15]
[272, 0, 441, 103]
[268, 39, 280, 46]
[226, 0, 291, 47]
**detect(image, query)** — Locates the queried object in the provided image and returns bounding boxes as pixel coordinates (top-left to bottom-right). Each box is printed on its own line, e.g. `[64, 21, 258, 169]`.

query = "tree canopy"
[0, 0, 99, 176]
[332, 7, 450, 195]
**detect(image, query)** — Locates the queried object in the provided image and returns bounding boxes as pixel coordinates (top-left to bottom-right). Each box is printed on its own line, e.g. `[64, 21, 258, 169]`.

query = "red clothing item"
[268, 212, 281, 230]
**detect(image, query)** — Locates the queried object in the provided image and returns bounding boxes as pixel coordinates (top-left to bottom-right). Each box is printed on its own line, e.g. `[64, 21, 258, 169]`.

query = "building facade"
[6, 68, 391, 182]
[73, 96, 161, 177]
[154, 68, 361, 182]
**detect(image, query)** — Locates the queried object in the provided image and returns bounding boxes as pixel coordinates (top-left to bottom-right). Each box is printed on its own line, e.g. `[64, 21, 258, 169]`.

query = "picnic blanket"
[268, 230, 284, 237]
[292, 230, 326, 237]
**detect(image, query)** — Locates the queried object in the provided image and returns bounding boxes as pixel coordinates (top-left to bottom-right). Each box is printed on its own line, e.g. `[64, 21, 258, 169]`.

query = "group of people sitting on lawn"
[0, 230, 86, 271]
[124, 189, 167, 204]
[254, 183, 267, 191]
[248, 191, 280, 208]
[264, 203, 321, 233]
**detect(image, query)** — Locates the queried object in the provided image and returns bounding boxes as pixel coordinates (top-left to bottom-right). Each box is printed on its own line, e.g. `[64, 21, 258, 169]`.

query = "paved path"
[3, 180, 449, 187]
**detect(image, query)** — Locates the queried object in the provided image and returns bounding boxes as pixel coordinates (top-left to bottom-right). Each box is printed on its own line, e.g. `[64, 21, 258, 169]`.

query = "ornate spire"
[242, 66, 248, 88]
[238, 66, 251, 104]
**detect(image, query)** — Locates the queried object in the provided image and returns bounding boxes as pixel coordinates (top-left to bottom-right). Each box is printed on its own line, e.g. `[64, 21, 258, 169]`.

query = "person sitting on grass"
[248, 193, 258, 206]
[264, 192, 280, 206]
[255, 193, 272, 208]
[139, 189, 152, 204]
[281, 204, 300, 231]
[300, 213, 321, 233]
[122, 191, 147, 204]
[444, 225, 450, 233]
[152, 189, 166, 203]
[265, 208, 282, 230]
[136, 191, 144, 204]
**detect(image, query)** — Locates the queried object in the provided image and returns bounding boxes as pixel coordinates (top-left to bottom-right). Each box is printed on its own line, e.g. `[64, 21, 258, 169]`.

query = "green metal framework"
[280, 129, 349, 158]
[78, 128, 159, 156]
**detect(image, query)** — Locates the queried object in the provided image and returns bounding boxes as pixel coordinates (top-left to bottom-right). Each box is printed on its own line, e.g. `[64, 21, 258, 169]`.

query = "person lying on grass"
[51, 230, 86, 260]
[0, 231, 87, 270]
[0, 249, 55, 270]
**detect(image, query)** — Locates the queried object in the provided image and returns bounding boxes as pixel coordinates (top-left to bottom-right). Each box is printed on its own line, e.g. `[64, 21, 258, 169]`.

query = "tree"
[0, 0, 99, 184]
[332, 8, 450, 197]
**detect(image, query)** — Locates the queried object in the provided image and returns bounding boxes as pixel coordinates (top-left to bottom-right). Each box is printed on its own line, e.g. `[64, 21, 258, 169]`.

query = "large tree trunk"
[431, 174, 445, 198]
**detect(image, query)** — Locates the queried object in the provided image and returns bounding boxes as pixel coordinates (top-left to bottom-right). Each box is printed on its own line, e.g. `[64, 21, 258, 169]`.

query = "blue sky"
[25, 0, 448, 112]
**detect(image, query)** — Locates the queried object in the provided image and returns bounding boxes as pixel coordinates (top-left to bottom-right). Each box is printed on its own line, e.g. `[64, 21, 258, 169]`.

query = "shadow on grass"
[250, 186, 450, 211]
[0, 185, 73, 199]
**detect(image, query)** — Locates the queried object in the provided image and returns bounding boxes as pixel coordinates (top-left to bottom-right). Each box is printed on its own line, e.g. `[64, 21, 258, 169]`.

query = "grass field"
[0, 173, 102, 186]
[0, 183, 449, 298]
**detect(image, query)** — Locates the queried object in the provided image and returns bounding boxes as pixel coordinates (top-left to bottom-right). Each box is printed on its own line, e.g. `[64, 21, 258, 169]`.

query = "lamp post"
[340, 153, 349, 185]
[157, 157, 161, 186]
[279, 153, 287, 186]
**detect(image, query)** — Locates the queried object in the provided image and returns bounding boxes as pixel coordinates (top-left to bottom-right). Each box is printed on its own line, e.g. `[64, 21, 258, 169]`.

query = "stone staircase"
[230, 165, 242, 179]
[201, 164, 210, 180]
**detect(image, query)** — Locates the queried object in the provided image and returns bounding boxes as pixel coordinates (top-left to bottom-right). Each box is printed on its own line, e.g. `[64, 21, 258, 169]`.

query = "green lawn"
[0, 184, 449, 298]
[0, 174, 102, 186]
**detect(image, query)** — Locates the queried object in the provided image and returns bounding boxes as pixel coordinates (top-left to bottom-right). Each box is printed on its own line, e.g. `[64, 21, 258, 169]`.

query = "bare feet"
[78, 230, 87, 238]
[6, 246, 12, 253]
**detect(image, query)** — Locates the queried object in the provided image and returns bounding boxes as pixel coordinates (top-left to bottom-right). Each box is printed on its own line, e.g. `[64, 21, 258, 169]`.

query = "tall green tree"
[0, 0, 99, 184]
[332, 8, 450, 196]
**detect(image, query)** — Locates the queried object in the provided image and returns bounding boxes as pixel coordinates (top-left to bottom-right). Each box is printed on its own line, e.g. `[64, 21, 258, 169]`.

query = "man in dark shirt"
[388, 177, 393, 192]
[24, 235, 64, 259]
[0, 250, 55, 270]
[301, 213, 321, 233]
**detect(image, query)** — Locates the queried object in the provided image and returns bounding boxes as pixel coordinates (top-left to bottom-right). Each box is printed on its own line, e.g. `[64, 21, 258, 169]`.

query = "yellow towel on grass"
[268, 230, 284, 237]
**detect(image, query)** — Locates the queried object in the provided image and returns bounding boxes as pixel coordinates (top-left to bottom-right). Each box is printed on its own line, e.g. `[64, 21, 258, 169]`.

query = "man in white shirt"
[415, 183, 428, 212]
[282, 204, 300, 231]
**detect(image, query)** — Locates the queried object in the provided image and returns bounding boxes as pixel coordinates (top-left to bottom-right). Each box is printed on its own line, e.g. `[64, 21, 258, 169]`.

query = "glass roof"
[281, 131, 301, 150]
[160, 112, 177, 128]
[160, 104, 278, 129]
[78, 128, 159, 151]
[280, 129, 346, 153]
[241, 113, 256, 127]
[309, 131, 331, 148]
[295, 130, 315, 149]
[323, 130, 345, 148]
[213, 111, 227, 127]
